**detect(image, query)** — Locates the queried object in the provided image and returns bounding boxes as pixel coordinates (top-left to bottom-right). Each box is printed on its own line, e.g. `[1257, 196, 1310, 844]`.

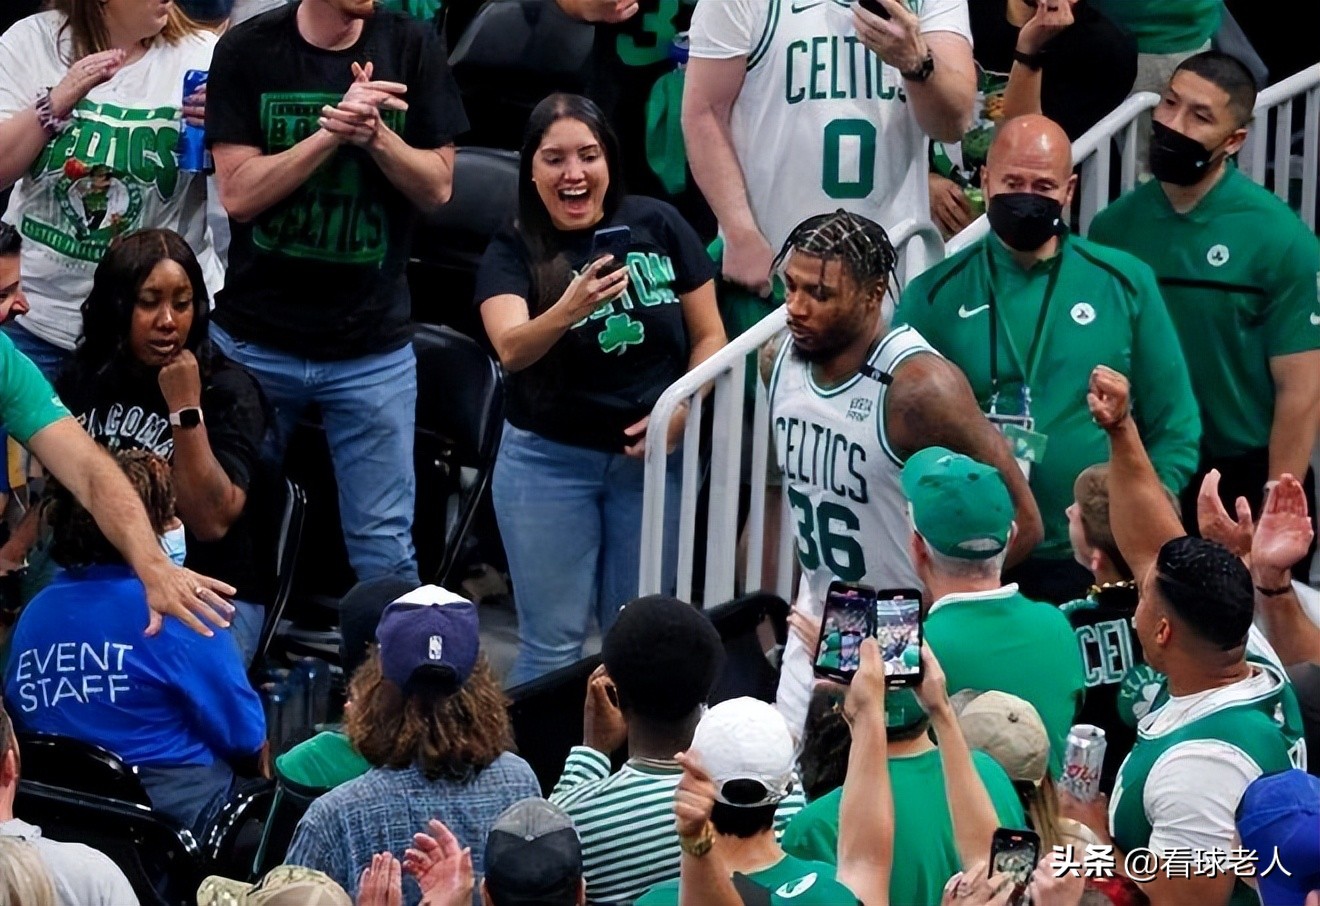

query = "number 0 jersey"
[688, 0, 971, 249]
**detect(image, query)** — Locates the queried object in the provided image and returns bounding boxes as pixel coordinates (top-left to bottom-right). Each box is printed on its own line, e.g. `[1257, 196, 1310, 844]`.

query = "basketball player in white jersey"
[683, 0, 976, 293]
[766, 211, 1042, 733]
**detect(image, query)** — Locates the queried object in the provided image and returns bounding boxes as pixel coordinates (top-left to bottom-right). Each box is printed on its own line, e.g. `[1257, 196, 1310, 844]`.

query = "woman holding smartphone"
[476, 93, 725, 685]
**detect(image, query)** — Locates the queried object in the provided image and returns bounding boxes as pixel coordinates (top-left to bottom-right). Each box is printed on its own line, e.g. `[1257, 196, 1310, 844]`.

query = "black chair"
[15, 731, 151, 804]
[248, 476, 308, 678]
[412, 324, 505, 586]
[249, 776, 322, 878]
[507, 654, 603, 795]
[447, 0, 595, 151]
[202, 781, 276, 883]
[13, 735, 204, 905]
[409, 146, 518, 334]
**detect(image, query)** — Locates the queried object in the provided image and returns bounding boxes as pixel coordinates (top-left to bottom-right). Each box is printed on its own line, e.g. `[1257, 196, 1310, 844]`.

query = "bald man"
[894, 115, 1200, 604]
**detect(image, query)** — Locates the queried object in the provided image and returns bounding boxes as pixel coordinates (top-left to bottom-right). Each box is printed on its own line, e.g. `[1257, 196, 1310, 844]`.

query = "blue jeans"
[210, 324, 419, 584]
[3, 322, 69, 383]
[494, 423, 681, 685]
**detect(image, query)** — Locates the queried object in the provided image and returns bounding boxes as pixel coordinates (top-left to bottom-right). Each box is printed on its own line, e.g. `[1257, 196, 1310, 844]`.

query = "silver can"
[1060, 724, 1107, 801]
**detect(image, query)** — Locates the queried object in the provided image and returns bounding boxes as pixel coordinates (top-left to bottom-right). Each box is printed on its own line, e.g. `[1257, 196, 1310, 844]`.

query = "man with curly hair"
[284, 587, 540, 905]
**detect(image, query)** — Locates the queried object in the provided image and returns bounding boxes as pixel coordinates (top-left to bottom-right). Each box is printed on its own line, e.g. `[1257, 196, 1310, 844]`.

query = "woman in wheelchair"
[476, 93, 726, 685]
[2, 449, 266, 836]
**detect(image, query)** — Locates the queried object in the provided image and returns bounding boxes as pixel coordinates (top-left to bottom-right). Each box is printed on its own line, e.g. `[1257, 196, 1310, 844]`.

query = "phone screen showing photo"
[990, 829, 1040, 906]
[875, 592, 922, 686]
[814, 584, 876, 682]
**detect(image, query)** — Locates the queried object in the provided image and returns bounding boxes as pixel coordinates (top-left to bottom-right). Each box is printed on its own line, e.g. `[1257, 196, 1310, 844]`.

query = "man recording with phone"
[904, 445, 1086, 777]
[764, 210, 1041, 739]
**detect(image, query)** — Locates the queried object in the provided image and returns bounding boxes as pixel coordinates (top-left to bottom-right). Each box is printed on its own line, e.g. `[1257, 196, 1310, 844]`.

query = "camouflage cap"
[197, 866, 352, 906]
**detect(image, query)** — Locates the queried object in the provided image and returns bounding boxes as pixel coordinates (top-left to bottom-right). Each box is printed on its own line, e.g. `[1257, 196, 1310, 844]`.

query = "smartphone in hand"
[990, 828, 1041, 906]
[857, 0, 892, 19]
[588, 225, 632, 276]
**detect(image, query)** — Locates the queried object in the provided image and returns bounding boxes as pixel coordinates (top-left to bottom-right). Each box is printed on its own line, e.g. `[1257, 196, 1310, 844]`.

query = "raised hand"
[1016, 0, 1078, 56]
[1086, 365, 1130, 431]
[1253, 474, 1314, 576]
[1196, 469, 1254, 559]
[404, 819, 474, 906]
[52, 49, 127, 118]
[673, 750, 718, 839]
[582, 664, 628, 754]
[853, 0, 930, 76]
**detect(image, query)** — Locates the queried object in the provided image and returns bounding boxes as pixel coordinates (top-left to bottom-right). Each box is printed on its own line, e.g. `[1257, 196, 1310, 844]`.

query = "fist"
[1087, 365, 1130, 430]
[157, 349, 202, 411]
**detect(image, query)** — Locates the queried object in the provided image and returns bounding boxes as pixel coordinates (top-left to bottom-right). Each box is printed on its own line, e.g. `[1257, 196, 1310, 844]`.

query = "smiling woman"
[475, 93, 727, 685]
[0, 0, 223, 380]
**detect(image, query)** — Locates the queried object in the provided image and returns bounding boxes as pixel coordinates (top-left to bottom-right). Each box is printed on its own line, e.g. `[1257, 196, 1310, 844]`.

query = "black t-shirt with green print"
[206, 5, 468, 360]
[475, 195, 715, 452]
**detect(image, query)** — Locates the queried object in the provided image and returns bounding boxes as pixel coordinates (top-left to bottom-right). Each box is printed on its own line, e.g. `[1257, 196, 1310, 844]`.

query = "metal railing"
[639, 64, 1320, 601]
[638, 219, 944, 602]
[1240, 62, 1320, 230]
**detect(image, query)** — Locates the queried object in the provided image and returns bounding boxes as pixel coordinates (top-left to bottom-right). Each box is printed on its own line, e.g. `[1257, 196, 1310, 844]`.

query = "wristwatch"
[678, 822, 715, 858]
[169, 407, 204, 429]
[901, 50, 936, 83]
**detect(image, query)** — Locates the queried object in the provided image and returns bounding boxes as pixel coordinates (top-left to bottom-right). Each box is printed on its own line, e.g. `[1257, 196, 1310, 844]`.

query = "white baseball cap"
[691, 698, 795, 807]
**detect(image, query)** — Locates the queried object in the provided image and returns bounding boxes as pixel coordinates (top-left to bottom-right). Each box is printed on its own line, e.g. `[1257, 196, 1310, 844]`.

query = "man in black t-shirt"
[206, 0, 468, 585]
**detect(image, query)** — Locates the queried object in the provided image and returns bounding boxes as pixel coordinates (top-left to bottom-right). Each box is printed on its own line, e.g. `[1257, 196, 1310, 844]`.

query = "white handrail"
[638, 219, 945, 600]
[1240, 62, 1320, 229]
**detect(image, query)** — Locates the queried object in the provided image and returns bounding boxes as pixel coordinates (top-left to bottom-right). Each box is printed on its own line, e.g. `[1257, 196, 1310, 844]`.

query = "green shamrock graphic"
[598, 313, 645, 354]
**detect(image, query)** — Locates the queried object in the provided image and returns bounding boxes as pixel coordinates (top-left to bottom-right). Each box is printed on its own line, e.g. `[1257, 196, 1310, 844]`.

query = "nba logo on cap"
[429, 635, 444, 661]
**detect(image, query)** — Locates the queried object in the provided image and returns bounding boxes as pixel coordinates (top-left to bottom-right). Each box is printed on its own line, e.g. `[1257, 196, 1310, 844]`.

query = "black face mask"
[987, 192, 1064, 252]
[1148, 120, 1220, 186]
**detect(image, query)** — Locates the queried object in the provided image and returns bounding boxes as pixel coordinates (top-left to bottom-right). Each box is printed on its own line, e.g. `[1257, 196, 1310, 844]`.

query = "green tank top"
[1111, 684, 1297, 906]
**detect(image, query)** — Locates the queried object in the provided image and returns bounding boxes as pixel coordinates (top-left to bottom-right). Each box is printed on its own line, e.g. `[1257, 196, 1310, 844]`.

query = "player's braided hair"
[772, 209, 899, 297]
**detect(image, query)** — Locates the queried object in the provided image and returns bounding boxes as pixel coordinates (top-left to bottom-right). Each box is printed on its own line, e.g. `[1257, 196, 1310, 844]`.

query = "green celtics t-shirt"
[474, 195, 715, 453]
[924, 587, 1086, 776]
[782, 748, 1025, 906]
[635, 854, 856, 906]
[1091, 168, 1320, 459]
[206, 5, 468, 360]
[0, 331, 71, 444]
[1087, 0, 1220, 54]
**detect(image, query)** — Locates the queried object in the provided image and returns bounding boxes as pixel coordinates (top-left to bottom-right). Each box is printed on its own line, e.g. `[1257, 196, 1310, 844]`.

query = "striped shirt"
[550, 747, 806, 905]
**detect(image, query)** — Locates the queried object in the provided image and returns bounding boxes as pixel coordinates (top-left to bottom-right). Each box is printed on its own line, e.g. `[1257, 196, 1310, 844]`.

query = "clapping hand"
[1253, 474, 1314, 578]
[404, 819, 474, 906]
[320, 61, 408, 147]
[1196, 469, 1254, 559]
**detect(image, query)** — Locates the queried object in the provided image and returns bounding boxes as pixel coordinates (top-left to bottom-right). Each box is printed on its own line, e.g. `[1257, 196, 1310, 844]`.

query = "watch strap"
[1013, 49, 1046, 71]
[901, 50, 935, 83]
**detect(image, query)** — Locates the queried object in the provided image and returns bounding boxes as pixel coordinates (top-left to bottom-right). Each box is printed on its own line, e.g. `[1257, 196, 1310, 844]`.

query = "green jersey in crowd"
[1088, 0, 1221, 54]
[1090, 167, 1320, 460]
[782, 748, 1025, 906]
[894, 234, 1200, 560]
[924, 586, 1086, 777]
[634, 854, 857, 906]
[0, 331, 70, 444]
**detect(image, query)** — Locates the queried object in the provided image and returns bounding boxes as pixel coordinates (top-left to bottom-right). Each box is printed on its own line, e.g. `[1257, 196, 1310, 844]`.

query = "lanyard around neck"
[985, 242, 1065, 410]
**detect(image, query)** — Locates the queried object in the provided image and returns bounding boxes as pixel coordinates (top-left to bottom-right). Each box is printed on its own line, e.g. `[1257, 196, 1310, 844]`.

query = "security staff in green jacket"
[895, 115, 1201, 603]
[1090, 53, 1320, 576]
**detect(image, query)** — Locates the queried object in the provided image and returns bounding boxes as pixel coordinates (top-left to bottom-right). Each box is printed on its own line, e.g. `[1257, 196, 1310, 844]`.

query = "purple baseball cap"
[1237, 769, 1320, 906]
[376, 585, 480, 692]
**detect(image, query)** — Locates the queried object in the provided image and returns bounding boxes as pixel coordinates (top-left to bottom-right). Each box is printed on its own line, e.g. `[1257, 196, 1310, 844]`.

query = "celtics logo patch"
[1117, 663, 1164, 727]
[57, 160, 142, 244]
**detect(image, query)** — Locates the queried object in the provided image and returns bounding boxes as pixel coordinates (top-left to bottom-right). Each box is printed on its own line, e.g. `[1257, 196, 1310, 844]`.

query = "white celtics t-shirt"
[0, 12, 224, 350]
[689, 0, 971, 250]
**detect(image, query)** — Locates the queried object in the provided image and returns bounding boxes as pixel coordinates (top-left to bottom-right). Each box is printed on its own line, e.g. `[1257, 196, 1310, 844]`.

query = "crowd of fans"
[0, 0, 1317, 904]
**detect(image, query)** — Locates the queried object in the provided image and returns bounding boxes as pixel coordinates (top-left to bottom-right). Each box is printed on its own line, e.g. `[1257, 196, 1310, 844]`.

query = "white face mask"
[160, 524, 187, 567]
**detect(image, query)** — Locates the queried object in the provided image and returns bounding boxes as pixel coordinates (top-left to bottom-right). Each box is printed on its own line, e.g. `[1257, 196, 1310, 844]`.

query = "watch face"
[177, 408, 202, 428]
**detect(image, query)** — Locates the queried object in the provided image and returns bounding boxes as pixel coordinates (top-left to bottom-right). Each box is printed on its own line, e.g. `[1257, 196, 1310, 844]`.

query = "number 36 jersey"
[688, 0, 971, 249]
[768, 325, 935, 613]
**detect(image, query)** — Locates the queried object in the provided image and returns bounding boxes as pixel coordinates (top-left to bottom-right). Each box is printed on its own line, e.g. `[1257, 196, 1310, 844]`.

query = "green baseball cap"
[901, 446, 1013, 560]
[886, 688, 926, 730]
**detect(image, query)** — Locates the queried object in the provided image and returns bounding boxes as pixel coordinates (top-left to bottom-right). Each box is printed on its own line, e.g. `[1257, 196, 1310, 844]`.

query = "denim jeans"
[494, 423, 681, 685]
[3, 321, 70, 383]
[210, 324, 420, 584]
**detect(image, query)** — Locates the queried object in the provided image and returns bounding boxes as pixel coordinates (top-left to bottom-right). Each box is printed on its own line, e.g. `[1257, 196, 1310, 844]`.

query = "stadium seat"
[202, 780, 276, 883]
[705, 593, 789, 706]
[412, 324, 505, 586]
[13, 734, 204, 905]
[508, 654, 605, 795]
[409, 146, 518, 335]
[447, 0, 595, 151]
[249, 776, 322, 878]
[248, 476, 309, 679]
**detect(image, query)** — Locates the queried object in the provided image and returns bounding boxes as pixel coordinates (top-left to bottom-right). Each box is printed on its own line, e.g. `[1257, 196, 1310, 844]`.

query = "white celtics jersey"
[770, 324, 937, 733]
[769, 324, 934, 608]
[688, 0, 972, 249]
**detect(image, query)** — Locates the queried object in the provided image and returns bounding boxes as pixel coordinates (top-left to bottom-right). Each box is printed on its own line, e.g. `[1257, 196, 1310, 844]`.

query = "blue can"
[178, 69, 211, 173]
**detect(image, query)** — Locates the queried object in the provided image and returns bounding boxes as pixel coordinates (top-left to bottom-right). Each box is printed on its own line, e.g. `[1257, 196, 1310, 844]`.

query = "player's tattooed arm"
[758, 332, 788, 388]
[886, 353, 1043, 566]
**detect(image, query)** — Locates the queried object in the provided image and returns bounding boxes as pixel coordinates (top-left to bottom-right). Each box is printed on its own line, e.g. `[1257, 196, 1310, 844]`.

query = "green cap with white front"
[901, 446, 1013, 560]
